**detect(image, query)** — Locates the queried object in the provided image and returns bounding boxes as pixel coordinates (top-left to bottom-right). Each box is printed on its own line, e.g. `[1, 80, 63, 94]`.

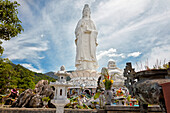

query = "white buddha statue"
[75, 4, 98, 71]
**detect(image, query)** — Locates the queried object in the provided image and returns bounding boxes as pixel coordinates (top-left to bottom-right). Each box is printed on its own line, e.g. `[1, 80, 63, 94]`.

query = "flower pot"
[43, 101, 48, 108]
[104, 89, 113, 105]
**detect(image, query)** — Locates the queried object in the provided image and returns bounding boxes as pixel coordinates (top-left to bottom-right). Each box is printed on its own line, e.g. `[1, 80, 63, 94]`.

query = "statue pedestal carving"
[69, 70, 100, 90]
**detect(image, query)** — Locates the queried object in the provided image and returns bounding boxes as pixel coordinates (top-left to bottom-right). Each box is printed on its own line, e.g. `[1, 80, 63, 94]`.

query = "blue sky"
[2, 0, 170, 73]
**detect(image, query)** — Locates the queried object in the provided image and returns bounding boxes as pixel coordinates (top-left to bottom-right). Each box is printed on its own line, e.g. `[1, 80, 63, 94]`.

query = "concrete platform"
[0, 105, 162, 113]
[105, 105, 162, 113]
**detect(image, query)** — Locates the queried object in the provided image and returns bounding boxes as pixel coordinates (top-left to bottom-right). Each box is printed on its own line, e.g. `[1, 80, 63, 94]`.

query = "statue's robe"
[75, 18, 98, 70]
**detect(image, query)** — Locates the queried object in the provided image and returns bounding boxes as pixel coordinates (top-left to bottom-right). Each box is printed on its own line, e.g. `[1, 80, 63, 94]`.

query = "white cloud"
[133, 45, 170, 72]
[40, 34, 44, 38]
[2, 33, 48, 60]
[128, 52, 141, 57]
[94, 0, 150, 22]
[142, 45, 170, 68]
[92, 0, 170, 50]
[21, 63, 43, 73]
[108, 59, 115, 62]
[93, 0, 170, 70]
[97, 48, 125, 60]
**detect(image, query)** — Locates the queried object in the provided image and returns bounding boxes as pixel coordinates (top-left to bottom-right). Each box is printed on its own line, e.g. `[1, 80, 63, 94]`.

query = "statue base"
[51, 99, 69, 113]
[69, 70, 100, 94]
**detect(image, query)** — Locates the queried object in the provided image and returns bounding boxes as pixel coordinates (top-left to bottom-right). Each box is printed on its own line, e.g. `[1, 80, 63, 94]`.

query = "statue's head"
[60, 65, 65, 71]
[82, 4, 91, 18]
[108, 60, 116, 69]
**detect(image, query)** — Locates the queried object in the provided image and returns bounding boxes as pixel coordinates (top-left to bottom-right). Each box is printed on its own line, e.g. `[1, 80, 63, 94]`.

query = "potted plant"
[42, 96, 50, 108]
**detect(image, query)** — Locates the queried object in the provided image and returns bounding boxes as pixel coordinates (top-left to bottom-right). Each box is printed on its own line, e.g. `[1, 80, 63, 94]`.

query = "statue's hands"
[84, 26, 91, 33]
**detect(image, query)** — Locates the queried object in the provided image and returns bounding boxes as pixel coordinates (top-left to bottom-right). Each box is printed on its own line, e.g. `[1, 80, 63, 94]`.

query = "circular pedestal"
[69, 70, 99, 88]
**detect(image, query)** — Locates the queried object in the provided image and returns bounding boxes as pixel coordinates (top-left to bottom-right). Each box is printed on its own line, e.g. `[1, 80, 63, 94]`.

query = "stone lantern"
[50, 65, 72, 113]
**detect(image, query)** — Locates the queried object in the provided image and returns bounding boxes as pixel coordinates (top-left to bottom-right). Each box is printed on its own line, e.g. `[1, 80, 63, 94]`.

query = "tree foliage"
[0, 58, 18, 94]
[14, 64, 35, 90]
[0, 0, 23, 55]
[34, 72, 56, 84]
[0, 58, 56, 94]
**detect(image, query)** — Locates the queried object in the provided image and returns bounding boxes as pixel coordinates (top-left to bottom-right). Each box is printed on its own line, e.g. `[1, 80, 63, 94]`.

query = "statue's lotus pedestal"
[69, 70, 100, 94]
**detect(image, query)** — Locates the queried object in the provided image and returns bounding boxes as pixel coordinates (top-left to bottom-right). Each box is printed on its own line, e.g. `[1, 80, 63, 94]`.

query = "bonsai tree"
[42, 96, 50, 102]
[42, 96, 50, 108]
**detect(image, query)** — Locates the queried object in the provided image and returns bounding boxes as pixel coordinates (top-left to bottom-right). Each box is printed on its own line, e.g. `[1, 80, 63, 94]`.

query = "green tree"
[0, 0, 23, 55]
[14, 64, 35, 89]
[0, 59, 36, 94]
[34, 72, 56, 84]
[0, 58, 18, 94]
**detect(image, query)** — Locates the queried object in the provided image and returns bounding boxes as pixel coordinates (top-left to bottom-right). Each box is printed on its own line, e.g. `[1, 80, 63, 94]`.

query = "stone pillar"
[50, 65, 72, 113]
[56, 104, 65, 113]
[54, 87, 57, 99]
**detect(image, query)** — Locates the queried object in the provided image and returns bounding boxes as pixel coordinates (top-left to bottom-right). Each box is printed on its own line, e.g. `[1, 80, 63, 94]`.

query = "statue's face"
[83, 9, 90, 18]
[108, 61, 116, 68]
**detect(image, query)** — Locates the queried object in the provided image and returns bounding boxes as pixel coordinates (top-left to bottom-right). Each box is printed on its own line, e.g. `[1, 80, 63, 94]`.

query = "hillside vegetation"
[0, 58, 56, 94]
